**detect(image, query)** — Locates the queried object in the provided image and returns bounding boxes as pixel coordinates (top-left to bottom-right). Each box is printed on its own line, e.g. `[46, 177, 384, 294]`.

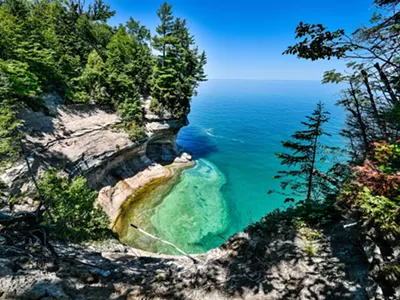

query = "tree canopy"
[0, 0, 206, 168]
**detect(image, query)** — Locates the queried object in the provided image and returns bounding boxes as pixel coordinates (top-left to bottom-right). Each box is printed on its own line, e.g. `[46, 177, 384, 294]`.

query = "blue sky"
[107, 0, 375, 80]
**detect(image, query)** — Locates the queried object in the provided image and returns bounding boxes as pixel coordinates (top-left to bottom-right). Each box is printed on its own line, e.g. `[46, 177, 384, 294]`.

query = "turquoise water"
[150, 159, 230, 253]
[119, 79, 346, 254]
[171, 79, 346, 251]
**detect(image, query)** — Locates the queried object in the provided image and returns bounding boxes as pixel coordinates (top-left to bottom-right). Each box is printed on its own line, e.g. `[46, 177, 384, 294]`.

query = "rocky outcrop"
[1, 96, 190, 194]
[96, 155, 193, 223]
[0, 216, 373, 300]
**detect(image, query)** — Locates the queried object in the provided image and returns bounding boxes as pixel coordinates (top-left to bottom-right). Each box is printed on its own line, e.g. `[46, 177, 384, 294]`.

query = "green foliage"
[374, 142, 400, 174]
[0, 103, 22, 169]
[355, 186, 400, 234]
[151, 2, 207, 118]
[304, 243, 316, 257]
[118, 99, 143, 122]
[124, 121, 145, 142]
[0, 60, 40, 102]
[274, 102, 331, 200]
[380, 265, 400, 287]
[77, 49, 106, 102]
[0, 0, 206, 135]
[283, 22, 349, 60]
[39, 169, 111, 241]
[296, 221, 323, 241]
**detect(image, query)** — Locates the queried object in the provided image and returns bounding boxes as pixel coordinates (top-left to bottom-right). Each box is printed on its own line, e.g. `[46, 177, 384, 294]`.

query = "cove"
[116, 79, 346, 254]
[114, 159, 230, 254]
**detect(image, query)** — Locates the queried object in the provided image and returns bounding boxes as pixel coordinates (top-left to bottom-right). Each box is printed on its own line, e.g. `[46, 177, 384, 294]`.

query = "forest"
[0, 0, 399, 298]
[0, 0, 206, 169]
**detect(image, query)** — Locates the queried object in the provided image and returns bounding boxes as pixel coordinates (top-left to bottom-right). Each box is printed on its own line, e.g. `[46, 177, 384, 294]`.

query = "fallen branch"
[19, 140, 47, 222]
[130, 224, 201, 264]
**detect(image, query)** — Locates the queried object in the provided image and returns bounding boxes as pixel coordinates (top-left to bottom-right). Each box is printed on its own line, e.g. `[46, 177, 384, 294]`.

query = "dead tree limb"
[130, 224, 201, 264]
[19, 139, 54, 223]
[312, 168, 342, 188]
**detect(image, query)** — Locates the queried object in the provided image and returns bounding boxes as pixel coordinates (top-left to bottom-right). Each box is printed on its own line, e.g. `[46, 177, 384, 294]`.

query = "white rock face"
[3, 97, 191, 198]
[174, 152, 193, 164]
[96, 163, 169, 222]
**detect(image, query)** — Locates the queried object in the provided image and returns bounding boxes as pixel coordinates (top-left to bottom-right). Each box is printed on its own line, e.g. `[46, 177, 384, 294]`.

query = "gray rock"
[24, 283, 70, 300]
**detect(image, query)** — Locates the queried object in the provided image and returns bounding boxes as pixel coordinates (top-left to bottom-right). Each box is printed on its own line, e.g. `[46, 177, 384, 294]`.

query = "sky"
[107, 0, 376, 80]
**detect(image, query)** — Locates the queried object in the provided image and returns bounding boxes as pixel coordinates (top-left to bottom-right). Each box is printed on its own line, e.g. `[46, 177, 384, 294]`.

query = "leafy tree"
[285, 1, 400, 161]
[274, 102, 331, 201]
[39, 168, 110, 241]
[79, 49, 106, 102]
[285, 4, 400, 294]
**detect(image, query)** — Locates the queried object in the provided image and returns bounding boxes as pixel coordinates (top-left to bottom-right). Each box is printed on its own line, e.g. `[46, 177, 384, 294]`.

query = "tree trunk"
[374, 63, 399, 107]
[362, 70, 387, 138]
[349, 81, 369, 156]
[307, 121, 319, 201]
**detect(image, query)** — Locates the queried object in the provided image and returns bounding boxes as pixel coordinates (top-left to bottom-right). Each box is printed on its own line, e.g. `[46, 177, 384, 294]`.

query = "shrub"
[356, 187, 400, 234]
[0, 103, 22, 169]
[124, 121, 146, 142]
[118, 98, 143, 122]
[374, 142, 400, 174]
[39, 169, 111, 241]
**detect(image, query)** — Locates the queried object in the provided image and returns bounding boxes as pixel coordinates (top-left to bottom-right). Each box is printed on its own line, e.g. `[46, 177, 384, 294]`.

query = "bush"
[124, 121, 146, 142]
[0, 103, 22, 169]
[118, 98, 143, 122]
[356, 187, 400, 234]
[374, 142, 400, 174]
[39, 169, 111, 241]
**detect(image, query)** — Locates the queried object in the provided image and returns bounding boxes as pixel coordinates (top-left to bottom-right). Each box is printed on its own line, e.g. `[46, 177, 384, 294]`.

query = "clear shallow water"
[118, 80, 346, 254]
[174, 80, 346, 251]
[151, 159, 230, 253]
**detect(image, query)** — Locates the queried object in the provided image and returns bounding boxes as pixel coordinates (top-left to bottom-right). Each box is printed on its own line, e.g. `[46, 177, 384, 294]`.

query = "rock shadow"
[12, 214, 372, 299]
[177, 126, 219, 159]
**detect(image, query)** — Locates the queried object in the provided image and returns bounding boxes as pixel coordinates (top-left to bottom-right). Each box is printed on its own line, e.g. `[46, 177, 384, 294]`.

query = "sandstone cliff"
[0, 95, 192, 216]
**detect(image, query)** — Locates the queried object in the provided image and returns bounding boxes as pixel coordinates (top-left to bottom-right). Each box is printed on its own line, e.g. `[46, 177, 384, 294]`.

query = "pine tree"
[275, 102, 331, 201]
[151, 2, 207, 117]
[153, 2, 175, 65]
[151, 2, 178, 112]
[105, 26, 142, 121]
[126, 17, 153, 96]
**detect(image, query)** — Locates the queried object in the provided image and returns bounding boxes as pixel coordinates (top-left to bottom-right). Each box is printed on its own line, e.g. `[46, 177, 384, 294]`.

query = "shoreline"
[96, 155, 195, 227]
[110, 158, 195, 252]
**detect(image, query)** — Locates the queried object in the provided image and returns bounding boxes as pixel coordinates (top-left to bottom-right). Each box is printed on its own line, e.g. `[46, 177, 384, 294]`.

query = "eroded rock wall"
[0, 96, 189, 201]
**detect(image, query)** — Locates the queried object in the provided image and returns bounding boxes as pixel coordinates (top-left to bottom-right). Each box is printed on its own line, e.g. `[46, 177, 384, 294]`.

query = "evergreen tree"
[106, 26, 142, 121]
[88, 0, 115, 22]
[153, 2, 174, 65]
[126, 17, 153, 96]
[151, 2, 207, 117]
[151, 2, 178, 112]
[275, 102, 331, 201]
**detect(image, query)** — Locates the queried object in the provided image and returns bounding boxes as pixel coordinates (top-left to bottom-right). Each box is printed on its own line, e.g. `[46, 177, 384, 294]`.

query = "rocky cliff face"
[0, 95, 192, 215]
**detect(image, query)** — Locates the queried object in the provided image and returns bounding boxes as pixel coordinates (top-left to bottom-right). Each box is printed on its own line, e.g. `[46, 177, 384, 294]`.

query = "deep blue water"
[174, 79, 346, 244]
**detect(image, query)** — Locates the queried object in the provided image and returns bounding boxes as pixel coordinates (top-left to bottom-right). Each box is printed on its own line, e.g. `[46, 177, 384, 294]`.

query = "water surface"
[119, 80, 346, 254]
